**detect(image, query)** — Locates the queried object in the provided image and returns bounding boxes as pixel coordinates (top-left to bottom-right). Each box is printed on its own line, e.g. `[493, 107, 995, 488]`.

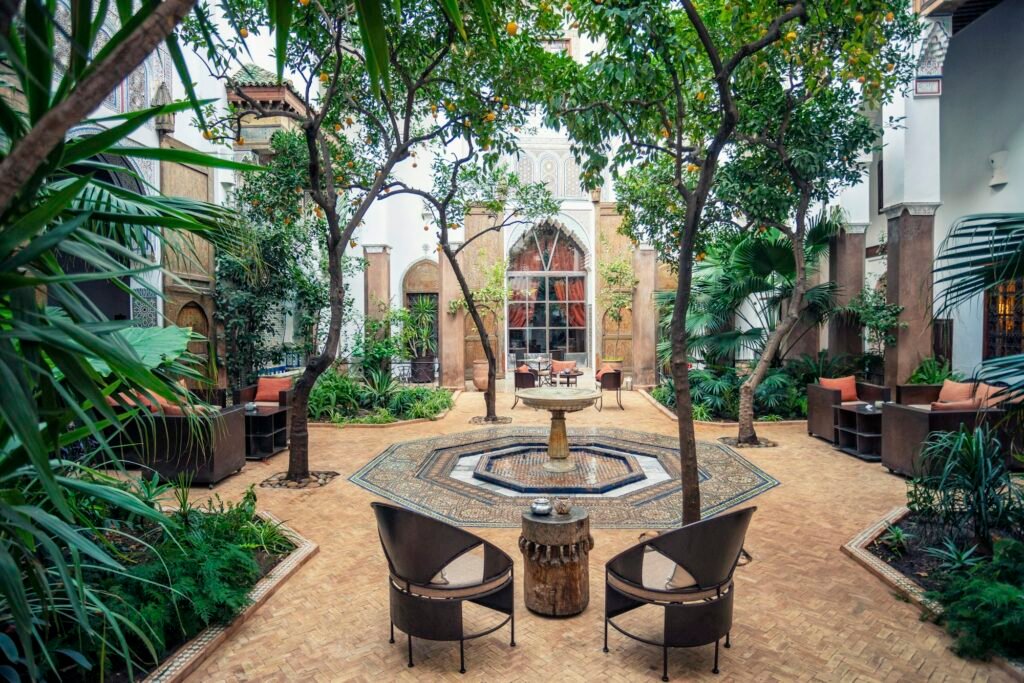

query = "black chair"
[596, 369, 624, 411]
[371, 503, 515, 673]
[604, 506, 756, 680]
[511, 368, 538, 409]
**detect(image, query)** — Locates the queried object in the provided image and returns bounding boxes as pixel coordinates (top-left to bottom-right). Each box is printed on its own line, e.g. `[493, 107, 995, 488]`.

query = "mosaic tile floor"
[349, 426, 779, 528]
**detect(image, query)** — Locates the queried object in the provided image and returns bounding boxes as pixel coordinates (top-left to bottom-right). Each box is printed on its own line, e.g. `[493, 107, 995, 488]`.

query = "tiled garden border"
[842, 506, 1024, 679]
[638, 388, 808, 427]
[308, 390, 462, 429]
[143, 512, 318, 683]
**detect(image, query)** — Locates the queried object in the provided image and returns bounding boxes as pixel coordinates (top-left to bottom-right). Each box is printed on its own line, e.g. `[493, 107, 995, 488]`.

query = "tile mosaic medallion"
[349, 427, 779, 528]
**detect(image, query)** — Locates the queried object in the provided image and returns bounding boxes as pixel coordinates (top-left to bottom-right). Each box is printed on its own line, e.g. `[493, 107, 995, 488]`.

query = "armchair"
[371, 502, 515, 673]
[604, 506, 756, 680]
[511, 367, 538, 409]
[596, 369, 623, 411]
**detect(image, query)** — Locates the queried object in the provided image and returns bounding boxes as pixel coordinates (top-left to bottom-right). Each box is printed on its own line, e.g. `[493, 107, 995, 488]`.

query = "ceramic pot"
[472, 359, 489, 391]
[530, 498, 552, 516]
[410, 357, 435, 383]
[553, 497, 572, 515]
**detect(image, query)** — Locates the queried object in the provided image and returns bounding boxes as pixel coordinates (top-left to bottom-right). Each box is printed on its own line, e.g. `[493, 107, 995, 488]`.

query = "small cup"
[874, 400, 884, 409]
[531, 498, 552, 516]
[553, 497, 572, 515]
[245, 401, 258, 413]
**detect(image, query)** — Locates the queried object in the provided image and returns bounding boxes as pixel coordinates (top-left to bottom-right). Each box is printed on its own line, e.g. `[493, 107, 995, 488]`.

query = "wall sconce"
[989, 150, 1008, 187]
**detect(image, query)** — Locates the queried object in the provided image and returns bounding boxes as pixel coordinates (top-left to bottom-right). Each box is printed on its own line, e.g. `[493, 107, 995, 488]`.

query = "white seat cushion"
[608, 549, 724, 604]
[392, 546, 510, 599]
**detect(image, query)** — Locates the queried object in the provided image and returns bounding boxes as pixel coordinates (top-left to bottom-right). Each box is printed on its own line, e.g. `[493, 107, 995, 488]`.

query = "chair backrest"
[515, 371, 537, 389]
[371, 502, 483, 585]
[600, 370, 622, 389]
[646, 507, 755, 589]
[551, 349, 565, 361]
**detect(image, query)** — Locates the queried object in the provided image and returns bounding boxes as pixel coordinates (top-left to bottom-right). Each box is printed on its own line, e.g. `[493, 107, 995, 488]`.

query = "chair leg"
[712, 639, 719, 675]
[662, 644, 669, 682]
[459, 639, 466, 674]
[616, 387, 623, 410]
[510, 611, 516, 647]
[407, 633, 414, 668]
[603, 618, 609, 653]
[725, 632, 731, 648]
[596, 393, 603, 412]
[512, 394, 518, 409]
[389, 621, 394, 644]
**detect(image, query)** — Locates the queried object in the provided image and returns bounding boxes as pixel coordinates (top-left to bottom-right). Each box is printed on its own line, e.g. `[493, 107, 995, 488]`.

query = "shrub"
[909, 426, 1023, 551]
[928, 539, 1024, 660]
[908, 357, 963, 385]
[308, 369, 363, 420]
[783, 351, 857, 387]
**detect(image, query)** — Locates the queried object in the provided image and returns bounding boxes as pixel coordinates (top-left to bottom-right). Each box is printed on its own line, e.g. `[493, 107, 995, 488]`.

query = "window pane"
[568, 303, 586, 328]
[549, 329, 567, 353]
[508, 276, 531, 300]
[529, 303, 546, 328]
[509, 329, 526, 354]
[567, 276, 585, 301]
[527, 329, 545, 354]
[550, 277, 568, 301]
[530, 277, 547, 301]
[568, 329, 587, 353]
[508, 304, 528, 328]
[549, 304, 567, 327]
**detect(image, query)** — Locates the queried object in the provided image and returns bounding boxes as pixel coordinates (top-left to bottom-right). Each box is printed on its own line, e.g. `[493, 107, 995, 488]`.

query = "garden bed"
[308, 390, 460, 428]
[143, 511, 318, 683]
[842, 507, 1024, 678]
[639, 388, 807, 426]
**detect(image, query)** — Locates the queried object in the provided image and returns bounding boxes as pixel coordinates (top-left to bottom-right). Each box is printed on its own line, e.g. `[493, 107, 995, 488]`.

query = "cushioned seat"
[607, 550, 722, 604]
[392, 548, 512, 599]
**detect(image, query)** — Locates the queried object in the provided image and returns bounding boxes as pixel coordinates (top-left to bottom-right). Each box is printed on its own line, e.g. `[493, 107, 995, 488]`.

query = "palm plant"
[1, 13, 256, 677]
[935, 213, 1024, 405]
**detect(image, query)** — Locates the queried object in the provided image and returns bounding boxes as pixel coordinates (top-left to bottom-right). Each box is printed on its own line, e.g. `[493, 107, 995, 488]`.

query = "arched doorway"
[401, 259, 440, 382]
[507, 222, 588, 363]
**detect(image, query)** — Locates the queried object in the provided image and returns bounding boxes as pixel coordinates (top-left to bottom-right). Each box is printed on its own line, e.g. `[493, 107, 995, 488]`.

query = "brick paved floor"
[188, 390, 1013, 682]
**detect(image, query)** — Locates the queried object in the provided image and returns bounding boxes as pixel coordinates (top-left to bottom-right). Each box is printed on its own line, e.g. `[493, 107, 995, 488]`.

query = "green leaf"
[86, 325, 194, 376]
[105, 146, 265, 172]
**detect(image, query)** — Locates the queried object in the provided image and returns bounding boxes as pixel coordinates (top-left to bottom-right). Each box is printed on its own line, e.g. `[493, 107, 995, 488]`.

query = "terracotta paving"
[187, 390, 1013, 682]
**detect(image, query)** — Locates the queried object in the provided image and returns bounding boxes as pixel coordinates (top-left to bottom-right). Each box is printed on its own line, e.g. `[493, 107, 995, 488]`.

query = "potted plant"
[402, 296, 438, 383]
[842, 287, 905, 384]
[598, 249, 638, 371]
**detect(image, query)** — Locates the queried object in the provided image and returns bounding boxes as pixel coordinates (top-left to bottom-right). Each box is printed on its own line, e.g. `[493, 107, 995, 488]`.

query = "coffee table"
[833, 403, 882, 461]
[557, 369, 583, 387]
[244, 405, 290, 460]
[519, 507, 593, 616]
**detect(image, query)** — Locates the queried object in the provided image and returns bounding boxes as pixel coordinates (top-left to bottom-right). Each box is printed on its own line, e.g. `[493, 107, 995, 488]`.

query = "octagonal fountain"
[513, 387, 603, 472]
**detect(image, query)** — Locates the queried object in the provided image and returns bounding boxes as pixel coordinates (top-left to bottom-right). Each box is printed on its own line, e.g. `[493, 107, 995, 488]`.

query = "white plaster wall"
[934, 0, 1024, 376]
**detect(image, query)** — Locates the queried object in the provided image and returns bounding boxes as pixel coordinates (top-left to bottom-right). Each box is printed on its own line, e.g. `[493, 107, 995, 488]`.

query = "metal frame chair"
[596, 369, 623, 411]
[371, 502, 515, 673]
[511, 368, 538, 409]
[604, 506, 756, 680]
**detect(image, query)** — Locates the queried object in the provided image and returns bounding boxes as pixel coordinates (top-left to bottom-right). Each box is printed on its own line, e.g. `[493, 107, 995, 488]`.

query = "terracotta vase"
[472, 360, 489, 391]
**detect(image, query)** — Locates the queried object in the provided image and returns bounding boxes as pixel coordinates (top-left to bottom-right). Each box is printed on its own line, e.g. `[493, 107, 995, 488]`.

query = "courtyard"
[184, 390, 1012, 682]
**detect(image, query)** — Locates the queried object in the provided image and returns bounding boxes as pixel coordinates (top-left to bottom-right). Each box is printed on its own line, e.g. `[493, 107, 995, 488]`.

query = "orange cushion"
[973, 382, 1005, 408]
[937, 379, 974, 403]
[596, 364, 616, 380]
[255, 376, 292, 402]
[930, 398, 981, 411]
[551, 359, 577, 374]
[517, 364, 533, 374]
[820, 375, 857, 402]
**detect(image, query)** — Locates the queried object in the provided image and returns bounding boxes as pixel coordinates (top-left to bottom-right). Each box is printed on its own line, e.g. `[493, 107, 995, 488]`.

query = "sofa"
[111, 388, 246, 486]
[806, 376, 891, 442]
[881, 379, 1022, 477]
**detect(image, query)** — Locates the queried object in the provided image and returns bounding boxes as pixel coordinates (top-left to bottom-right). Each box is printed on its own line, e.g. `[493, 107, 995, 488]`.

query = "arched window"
[507, 223, 587, 357]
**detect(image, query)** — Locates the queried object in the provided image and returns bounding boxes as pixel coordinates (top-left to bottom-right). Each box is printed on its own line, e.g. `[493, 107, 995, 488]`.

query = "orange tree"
[546, 0, 916, 522]
[185, 0, 557, 480]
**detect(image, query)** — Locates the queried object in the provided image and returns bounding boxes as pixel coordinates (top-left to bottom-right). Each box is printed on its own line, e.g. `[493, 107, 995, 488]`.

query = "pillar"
[631, 246, 657, 388]
[884, 204, 940, 386]
[362, 245, 391, 319]
[828, 224, 867, 357]
[438, 247, 465, 389]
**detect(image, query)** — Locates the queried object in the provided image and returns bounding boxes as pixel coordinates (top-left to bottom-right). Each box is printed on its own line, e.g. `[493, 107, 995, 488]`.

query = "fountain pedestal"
[515, 388, 602, 473]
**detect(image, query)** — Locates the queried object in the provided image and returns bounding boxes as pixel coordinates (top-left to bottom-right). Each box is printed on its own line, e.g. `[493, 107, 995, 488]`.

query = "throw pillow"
[820, 375, 857, 402]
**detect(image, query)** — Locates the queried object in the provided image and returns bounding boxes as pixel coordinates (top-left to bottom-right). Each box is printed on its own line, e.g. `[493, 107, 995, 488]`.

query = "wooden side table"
[833, 403, 883, 461]
[244, 405, 290, 460]
[518, 507, 593, 616]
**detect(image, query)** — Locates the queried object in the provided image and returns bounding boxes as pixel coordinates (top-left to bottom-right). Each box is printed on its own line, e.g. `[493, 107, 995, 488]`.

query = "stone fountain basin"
[516, 387, 602, 412]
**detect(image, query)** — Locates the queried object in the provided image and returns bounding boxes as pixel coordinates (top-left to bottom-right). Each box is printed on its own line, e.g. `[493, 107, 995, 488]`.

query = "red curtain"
[553, 279, 567, 302]
[508, 304, 528, 328]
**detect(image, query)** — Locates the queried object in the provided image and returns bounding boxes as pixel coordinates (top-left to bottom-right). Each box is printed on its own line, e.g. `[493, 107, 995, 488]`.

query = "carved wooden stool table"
[518, 507, 594, 616]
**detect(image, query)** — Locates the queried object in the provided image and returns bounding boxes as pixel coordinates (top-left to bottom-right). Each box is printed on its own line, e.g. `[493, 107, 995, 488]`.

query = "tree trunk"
[736, 192, 812, 445]
[444, 247, 499, 420]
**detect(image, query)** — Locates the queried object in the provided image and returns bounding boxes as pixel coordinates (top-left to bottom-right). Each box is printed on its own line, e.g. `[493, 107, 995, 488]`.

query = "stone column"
[884, 204, 940, 386]
[362, 245, 391, 319]
[631, 246, 658, 388]
[828, 224, 867, 357]
[438, 246, 465, 389]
